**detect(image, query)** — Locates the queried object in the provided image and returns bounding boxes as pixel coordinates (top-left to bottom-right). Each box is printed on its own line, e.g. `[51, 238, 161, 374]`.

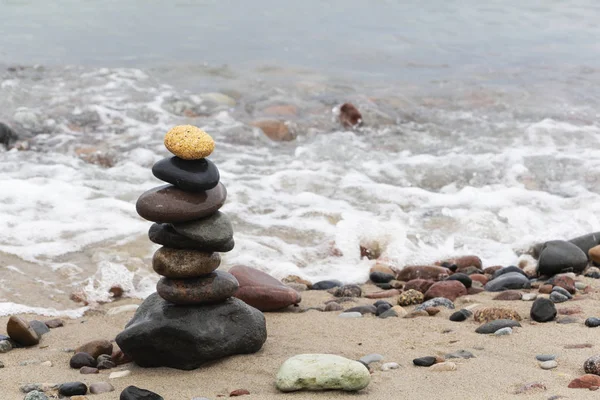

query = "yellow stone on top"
[164, 125, 215, 159]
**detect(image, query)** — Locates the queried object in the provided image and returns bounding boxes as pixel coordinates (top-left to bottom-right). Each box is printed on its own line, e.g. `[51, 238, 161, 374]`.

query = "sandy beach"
[3, 279, 600, 400]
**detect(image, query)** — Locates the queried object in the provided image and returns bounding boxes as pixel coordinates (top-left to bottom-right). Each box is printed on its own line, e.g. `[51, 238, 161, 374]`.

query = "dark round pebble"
[375, 303, 392, 316]
[369, 271, 395, 284]
[413, 356, 437, 367]
[449, 309, 472, 322]
[492, 265, 527, 279]
[373, 300, 393, 308]
[70, 352, 97, 369]
[530, 297, 557, 323]
[585, 317, 600, 328]
[59, 382, 88, 396]
[120, 385, 164, 400]
[152, 156, 220, 192]
[446, 273, 472, 288]
[312, 280, 343, 290]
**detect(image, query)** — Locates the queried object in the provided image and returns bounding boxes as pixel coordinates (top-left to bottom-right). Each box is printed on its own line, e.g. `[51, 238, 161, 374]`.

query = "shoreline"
[3, 281, 600, 399]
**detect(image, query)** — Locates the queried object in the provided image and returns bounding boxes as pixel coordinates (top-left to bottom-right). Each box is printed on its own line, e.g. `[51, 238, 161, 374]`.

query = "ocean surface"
[1, 0, 600, 316]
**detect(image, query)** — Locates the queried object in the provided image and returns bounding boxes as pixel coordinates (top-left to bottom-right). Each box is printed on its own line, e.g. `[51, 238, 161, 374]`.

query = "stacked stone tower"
[116, 125, 267, 370]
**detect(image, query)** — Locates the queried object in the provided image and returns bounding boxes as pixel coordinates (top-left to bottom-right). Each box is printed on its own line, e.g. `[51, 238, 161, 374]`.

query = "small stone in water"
[494, 327, 513, 336]
[539, 360, 558, 370]
[381, 362, 399, 371]
[586, 317, 600, 327]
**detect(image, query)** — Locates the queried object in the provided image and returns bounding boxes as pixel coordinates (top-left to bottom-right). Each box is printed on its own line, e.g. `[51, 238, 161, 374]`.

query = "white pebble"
[338, 312, 362, 318]
[430, 362, 457, 371]
[575, 282, 587, 291]
[521, 293, 537, 301]
[109, 370, 131, 379]
[494, 327, 513, 336]
[381, 362, 399, 371]
[40, 361, 52, 367]
[539, 360, 558, 370]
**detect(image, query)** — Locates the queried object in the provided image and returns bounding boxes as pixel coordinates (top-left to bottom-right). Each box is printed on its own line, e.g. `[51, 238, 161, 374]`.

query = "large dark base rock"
[115, 293, 267, 370]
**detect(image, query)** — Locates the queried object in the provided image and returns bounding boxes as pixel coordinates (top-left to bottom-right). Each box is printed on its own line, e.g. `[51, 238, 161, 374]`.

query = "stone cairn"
[116, 125, 267, 370]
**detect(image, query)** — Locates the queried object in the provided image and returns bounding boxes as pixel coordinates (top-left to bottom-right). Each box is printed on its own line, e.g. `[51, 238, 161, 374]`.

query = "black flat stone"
[312, 280, 343, 290]
[413, 356, 436, 367]
[149, 223, 234, 253]
[475, 319, 521, 334]
[59, 382, 88, 396]
[449, 309, 472, 322]
[446, 273, 472, 288]
[120, 385, 164, 400]
[585, 317, 600, 327]
[370, 271, 394, 283]
[152, 156, 219, 192]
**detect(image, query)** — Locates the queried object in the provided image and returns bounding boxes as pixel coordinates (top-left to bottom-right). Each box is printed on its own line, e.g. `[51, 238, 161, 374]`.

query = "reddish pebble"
[109, 285, 124, 298]
[568, 374, 600, 389]
[80, 366, 99, 374]
[339, 103, 362, 128]
[230, 389, 250, 397]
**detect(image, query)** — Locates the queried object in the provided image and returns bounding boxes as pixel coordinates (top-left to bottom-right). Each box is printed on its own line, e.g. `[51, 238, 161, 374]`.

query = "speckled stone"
[136, 183, 227, 223]
[157, 271, 239, 305]
[152, 248, 221, 278]
[164, 125, 214, 160]
[473, 307, 522, 323]
[397, 289, 424, 306]
[584, 355, 600, 375]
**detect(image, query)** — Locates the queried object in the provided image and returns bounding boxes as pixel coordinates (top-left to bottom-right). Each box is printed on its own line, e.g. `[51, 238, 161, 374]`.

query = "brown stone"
[493, 291, 522, 300]
[44, 319, 64, 329]
[157, 271, 239, 305]
[339, 103, 362, 128]
[589, 245, 600, 264]
[324, 302, 343, 312]
[404, 279, 435, 294]
[483, 266, 503, 275]
[558, 306, 583, 315]
[7, 316, 39, 346]
[553, 275, 576, 294]
[539, 284, 553, 294]
[70, 290, 89, 305]
[80, 366, 99, 374]
[565, 343, 593, 349]
[404, 310, 429, 318]
[474, 307, 522, 323]
[111, 348, 133, 366]
[229, 265, 301, 311]
[467, 287, 484, 295]
[425, 307, 440, 316]
[230, 389, 250, 396]
[75, 339, 113, 359]
[569, 375, 600, 389]
[262, 105, 298, 116]
[281, 275, 312, 288]
[424, 281, 467, 302]
[365, 289, 400, 299]
[109, 285, 124, 298]
[152, 247, 221, 278]
[469, 274, 488, 285]
[436, 255, 482, 270]
[251, 120, 295, 141]
[389, 280, 404, 289]
[136, 183, 227, 223]
[397, 266, 449, 282]
[398, 289, 424, 306]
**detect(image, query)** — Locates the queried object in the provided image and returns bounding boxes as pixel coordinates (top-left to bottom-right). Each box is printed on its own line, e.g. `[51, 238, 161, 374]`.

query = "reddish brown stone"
[425, 307, 440, 316]
[469, 274, 489, 285]
[230, 389, 250, 397]
[493, 290, 522, 300]
[569, 374, 600, 389]
[230, 265, 302, 311]
[397, 266, 449, 282]
[539, 284, 553, 294]
[558, 306, 583, 315]
[251, 120, 295, 141]
[370, 264, 396, 277]
[111, 349, 133, 366]
[467, 287, 484, 295]
[364, 289, 400, 299]
[75, 340, 113, 359]
[483, 266, 503, 275]
[281, 275, 312, 288]
[44, 319, 64, 329]
[436, 255, 482, 270]
[339, 103, 362, 127]
[565, 343, 593, 349]
[404, 279, 435, 294]
[553, 275, 576, 295]
[157, 271, 239, 305]
[70, 290, 89, 305]
[424, 280, 467, 302]
[109, 285, 124, 298]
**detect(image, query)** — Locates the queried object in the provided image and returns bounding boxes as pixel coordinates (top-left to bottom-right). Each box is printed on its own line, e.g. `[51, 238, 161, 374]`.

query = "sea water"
[0, 0, 599, 315]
